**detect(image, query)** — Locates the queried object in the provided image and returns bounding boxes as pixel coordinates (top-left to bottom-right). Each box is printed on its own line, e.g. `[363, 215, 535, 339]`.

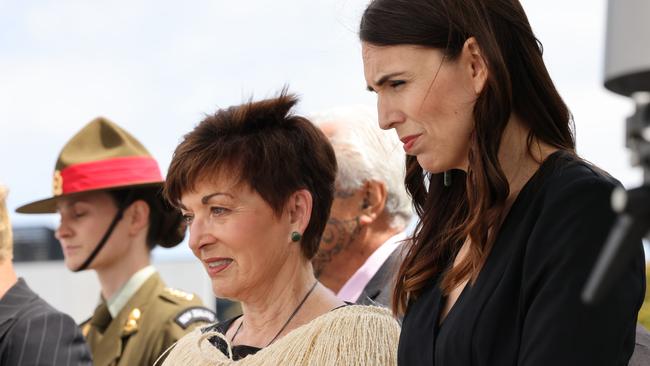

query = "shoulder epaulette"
[163, 287, 195, 301]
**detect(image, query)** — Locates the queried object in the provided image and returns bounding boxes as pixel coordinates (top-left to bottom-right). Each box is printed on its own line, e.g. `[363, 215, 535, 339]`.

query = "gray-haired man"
[312, 106, 413, 307]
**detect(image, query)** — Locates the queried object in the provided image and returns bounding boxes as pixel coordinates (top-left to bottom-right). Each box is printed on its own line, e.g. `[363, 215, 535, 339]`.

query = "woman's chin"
[211, 283, 237, 300]
[417, 155, 460, 175]
[63, 258, 81, 271]
[415, 154, 436, 172]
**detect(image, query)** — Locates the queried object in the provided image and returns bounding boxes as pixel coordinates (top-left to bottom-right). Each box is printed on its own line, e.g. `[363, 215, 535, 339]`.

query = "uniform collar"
[107, 265, 156, 318]
[89, 272, 164, 366]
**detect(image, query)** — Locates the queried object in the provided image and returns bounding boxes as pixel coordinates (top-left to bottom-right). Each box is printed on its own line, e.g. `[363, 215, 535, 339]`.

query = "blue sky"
[0, 0, 642, 257]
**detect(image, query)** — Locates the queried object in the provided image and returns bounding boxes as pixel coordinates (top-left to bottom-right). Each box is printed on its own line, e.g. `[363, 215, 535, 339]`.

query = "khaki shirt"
[82, 273, 215, 366]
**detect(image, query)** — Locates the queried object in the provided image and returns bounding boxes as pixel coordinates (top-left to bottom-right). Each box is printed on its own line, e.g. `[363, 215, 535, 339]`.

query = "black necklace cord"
[231, 280, 319, 347]
[73, 190, 135, 272]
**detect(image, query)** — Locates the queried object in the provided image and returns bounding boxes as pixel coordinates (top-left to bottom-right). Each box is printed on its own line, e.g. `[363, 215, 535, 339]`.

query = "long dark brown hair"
[360, 0, 576, 315]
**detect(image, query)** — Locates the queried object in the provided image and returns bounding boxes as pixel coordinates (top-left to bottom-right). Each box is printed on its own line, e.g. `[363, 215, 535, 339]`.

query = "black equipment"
[582, 0, 650, 304]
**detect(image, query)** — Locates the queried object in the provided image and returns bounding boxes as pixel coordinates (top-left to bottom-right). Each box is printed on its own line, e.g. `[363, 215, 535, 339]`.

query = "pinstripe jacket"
[0, 278, 92, 365]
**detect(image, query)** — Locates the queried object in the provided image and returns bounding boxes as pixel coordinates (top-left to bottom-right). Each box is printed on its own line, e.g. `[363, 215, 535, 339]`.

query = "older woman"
[160, 92, 400, 365]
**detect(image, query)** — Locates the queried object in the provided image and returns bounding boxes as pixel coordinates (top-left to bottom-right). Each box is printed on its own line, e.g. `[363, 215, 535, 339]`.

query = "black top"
[203, 316, 259, 361]
[398, 151, 645, 366]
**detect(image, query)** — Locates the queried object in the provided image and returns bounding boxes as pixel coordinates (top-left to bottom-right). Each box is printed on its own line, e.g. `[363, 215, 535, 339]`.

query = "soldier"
[16, 117, 216, 366]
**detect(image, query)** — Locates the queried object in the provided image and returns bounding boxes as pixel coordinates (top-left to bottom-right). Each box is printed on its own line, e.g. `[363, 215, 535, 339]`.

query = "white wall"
[14, 259, 215, 323]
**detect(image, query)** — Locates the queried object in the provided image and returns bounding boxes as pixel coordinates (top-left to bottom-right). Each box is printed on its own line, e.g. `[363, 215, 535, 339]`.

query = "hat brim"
[15, 182, 163, 214]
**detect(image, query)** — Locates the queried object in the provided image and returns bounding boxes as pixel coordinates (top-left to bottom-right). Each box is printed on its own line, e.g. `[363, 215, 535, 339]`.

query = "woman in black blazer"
[359, 0, 645, 365]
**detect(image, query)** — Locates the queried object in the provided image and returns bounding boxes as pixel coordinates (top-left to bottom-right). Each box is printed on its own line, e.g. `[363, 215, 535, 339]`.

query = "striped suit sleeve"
[5, 304, 92, 366]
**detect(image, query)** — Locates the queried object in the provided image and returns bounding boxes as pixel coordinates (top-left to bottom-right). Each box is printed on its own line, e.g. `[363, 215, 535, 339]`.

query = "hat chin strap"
[73, 191, 134, 272]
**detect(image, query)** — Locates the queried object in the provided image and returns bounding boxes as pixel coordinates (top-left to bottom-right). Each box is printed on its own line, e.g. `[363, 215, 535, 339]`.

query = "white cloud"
[0, 0, 643, 227]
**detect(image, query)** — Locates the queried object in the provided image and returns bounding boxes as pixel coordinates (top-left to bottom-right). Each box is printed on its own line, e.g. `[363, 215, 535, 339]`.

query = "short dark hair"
[164, 90, 337, 259]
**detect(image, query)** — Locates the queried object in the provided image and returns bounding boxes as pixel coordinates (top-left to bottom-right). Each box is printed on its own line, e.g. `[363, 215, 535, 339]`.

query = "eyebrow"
[201, 192, 234, 204]
[367, 72, 405, 92]
[178, 192, 235, 211]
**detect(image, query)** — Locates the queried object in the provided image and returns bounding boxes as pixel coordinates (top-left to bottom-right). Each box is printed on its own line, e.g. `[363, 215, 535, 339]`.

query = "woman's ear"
[463, 36, 488, 95]
[288, 189, 313, 234]
[126, 200, 150, 236]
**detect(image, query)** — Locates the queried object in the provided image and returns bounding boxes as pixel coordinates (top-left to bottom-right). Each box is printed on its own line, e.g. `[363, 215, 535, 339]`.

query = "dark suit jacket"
[357, 245, 403, 307]
[0, 278, 92, 365]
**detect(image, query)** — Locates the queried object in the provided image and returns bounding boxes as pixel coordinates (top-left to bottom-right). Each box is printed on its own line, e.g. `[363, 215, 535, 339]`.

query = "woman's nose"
[377, 95, 403, 130]
[55, 219, 71, 240]
[187, 218, 209, 252]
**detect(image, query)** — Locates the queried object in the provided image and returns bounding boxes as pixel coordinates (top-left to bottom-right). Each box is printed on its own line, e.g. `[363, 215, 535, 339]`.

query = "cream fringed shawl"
[160, 305, 400, 365]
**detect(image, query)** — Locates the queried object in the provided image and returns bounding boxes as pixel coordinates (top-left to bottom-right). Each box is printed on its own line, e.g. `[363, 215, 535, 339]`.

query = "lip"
[400, 134, 422, 153]
[62, 245, 82, 255]
[203, 257, 233, 277]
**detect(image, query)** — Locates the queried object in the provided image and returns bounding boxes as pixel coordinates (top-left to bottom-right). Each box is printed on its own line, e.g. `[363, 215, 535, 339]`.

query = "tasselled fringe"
[161, 305, 400, 365]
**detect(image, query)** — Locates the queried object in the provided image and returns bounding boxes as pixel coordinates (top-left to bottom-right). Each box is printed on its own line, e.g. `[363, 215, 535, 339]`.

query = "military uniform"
[82, 272, 215, 366]
[14, 117, 217, 365]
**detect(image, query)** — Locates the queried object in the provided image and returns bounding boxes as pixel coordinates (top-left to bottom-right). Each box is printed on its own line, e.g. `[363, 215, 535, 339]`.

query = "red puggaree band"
[60, 156, 163, 195]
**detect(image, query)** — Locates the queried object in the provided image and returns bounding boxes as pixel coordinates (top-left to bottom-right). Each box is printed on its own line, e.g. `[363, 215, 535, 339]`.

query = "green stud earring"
[291, 231, 302, 242]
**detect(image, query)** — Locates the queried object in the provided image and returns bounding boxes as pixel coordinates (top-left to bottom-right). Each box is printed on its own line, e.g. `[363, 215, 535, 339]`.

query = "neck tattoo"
[231, 280, 319, 347]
